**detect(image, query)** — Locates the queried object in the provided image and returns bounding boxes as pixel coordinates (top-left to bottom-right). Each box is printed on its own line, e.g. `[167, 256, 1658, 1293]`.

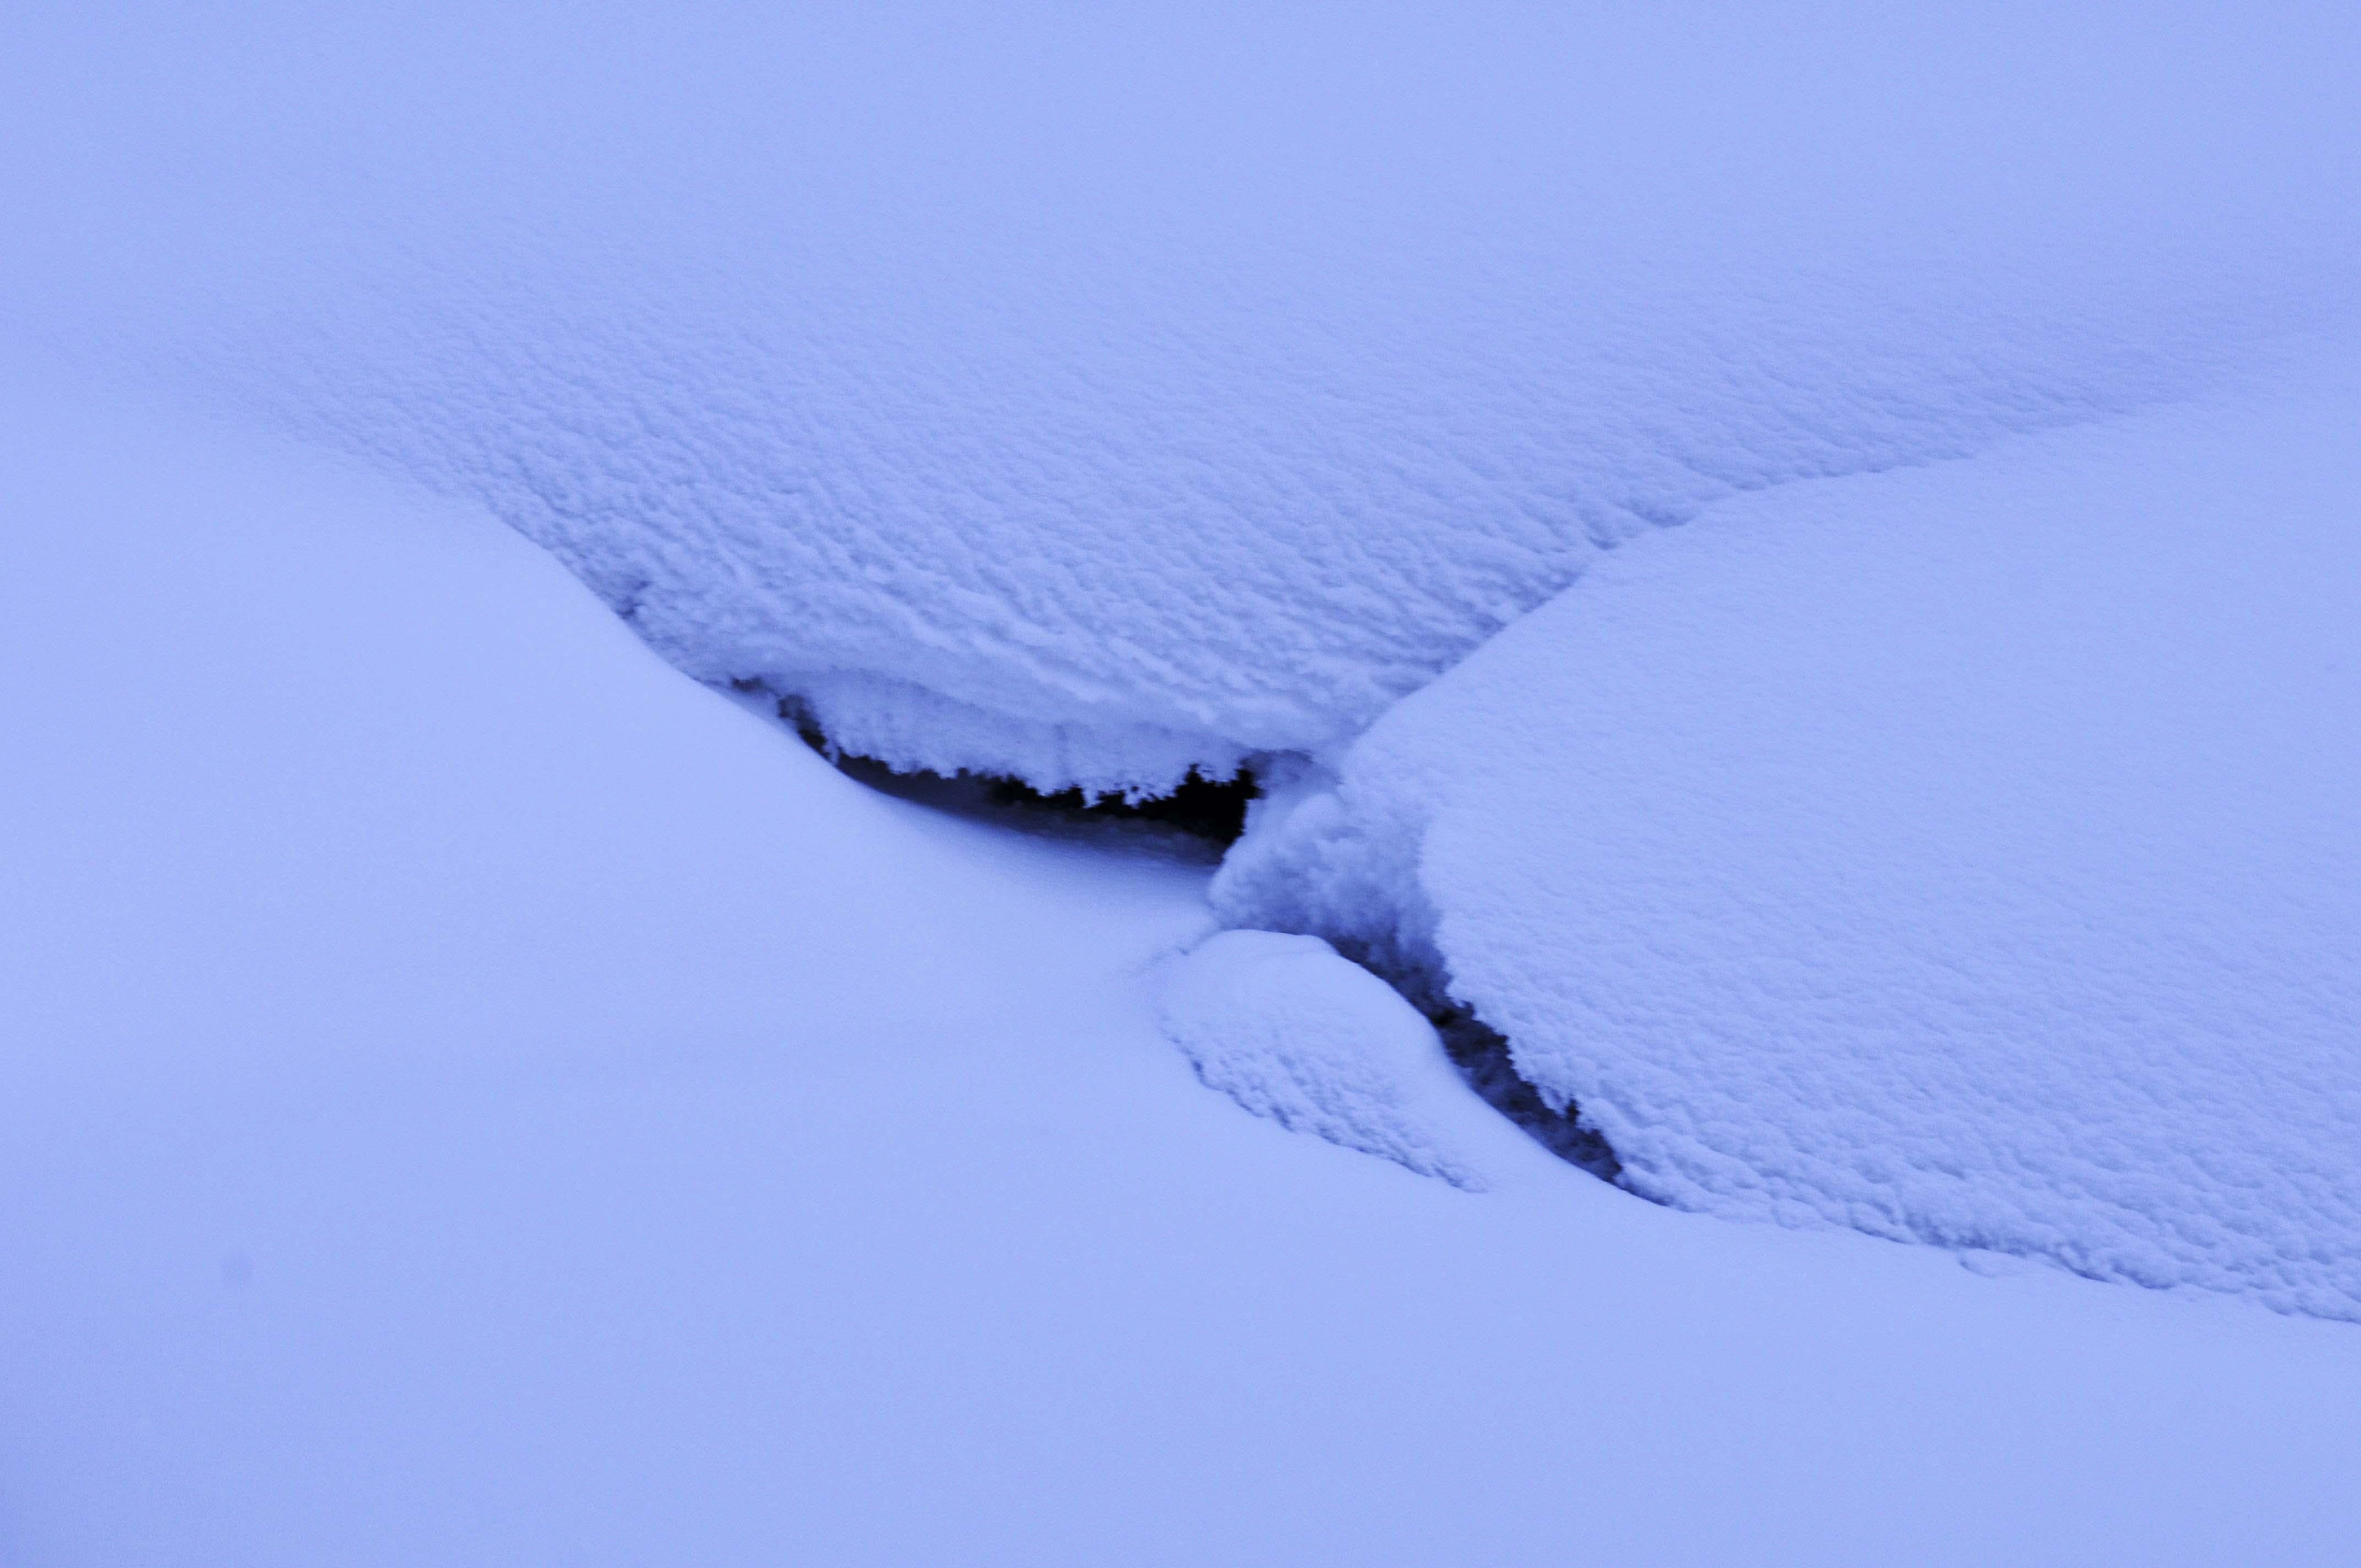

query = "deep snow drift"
[1218, 358, 2361, 1319]
[8, 3, 2358, 791]
[8, 3, 2361, 1555]
[9, 372, 2361, 1566]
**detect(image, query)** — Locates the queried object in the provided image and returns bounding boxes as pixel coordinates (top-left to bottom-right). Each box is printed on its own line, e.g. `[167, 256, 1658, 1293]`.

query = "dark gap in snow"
[1320, 932, 1626, 1184]
[1428, 1003, 1624, 1183]
[967, 767, 1256, 846]
[742, 681, 1616, 1178]
[766, 695, 1255, 860]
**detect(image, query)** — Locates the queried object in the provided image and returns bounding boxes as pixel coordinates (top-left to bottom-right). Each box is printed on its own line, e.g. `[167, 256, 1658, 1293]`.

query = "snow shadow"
[779, 703, 1254, 862]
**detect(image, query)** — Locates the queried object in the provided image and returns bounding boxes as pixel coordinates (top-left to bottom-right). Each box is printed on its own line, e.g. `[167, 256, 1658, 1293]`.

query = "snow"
[10, 366, 2361, 1566]
[1217, 356, 2361, 1318]
[8, 3, 2358, 792]
[8, 2, 2361, 1556]
[1152, 930, 1498, 1190]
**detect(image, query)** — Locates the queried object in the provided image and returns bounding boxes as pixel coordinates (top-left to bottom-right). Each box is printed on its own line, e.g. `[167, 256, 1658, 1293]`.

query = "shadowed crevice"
[758, 688, 1256, 858]
[1427, 1003, 1624, 1183]
[1317, 932, 1627, 1184]
[748, 679, 1619, 1182]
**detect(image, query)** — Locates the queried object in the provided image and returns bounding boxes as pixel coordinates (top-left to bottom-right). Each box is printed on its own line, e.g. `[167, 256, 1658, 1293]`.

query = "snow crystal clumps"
[18, 7, 2355, 794]
[1218, 362, 2361, 1318]
[782, 669, 1249, 803]
[1152, 930, 1506, 1190]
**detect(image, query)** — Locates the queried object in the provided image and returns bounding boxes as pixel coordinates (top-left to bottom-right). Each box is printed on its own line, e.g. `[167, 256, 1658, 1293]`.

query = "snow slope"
[9, 364, 2361, 1566]
[8, 3, 2358, 791]
[8, 4, 2361, 1553]
[1218, 356, 2361, 1318]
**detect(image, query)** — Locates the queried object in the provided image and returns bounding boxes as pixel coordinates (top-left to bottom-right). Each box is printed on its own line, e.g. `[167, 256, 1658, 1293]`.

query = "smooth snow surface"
[1219, 361, 2361, 1318]
[8, 3, 2359, 791]
[10, 371, 2361, 1566]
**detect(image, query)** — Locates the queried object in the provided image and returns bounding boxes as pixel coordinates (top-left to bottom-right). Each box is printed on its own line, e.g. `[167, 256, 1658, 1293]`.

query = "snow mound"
[1217, 362, 2361, 1317]
[12, 5, 2358, 792]
[12, 362, 2361, 1566]
[1153, 931, 1497, 1189]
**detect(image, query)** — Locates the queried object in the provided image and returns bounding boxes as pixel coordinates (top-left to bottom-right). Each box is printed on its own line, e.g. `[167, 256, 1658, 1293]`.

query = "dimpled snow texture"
[1154, 930, 1494, 1190]
[12, 3, 2357, 792]
[1216, 368, 2361, 1317]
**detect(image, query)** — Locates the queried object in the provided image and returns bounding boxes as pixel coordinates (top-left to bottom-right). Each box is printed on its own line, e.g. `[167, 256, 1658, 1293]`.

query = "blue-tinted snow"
[5, 17, 2360, 1543]
[7, 3, 2356, 791]
[10, 371, 2361, 1565]
[1153, 929, 1497, 1190]
[1219, 360, 2361, 1317]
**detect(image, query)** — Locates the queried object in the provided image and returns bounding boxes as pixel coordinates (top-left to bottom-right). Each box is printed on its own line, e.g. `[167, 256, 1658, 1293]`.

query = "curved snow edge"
[735, 668, 1252, 803]
[1211, 759, 1622, 1179]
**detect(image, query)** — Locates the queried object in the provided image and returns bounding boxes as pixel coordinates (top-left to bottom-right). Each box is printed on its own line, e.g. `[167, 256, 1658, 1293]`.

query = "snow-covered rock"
[1217, 359, 2361, 1317]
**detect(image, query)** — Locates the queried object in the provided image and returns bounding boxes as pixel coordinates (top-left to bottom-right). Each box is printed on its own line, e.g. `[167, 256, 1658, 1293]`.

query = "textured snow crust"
[14, 367, 2361, 1565]
[1152, 930, 1502, 1190]
[1217, 363, 2361, 1317]
[11, 3, 2358, 794]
